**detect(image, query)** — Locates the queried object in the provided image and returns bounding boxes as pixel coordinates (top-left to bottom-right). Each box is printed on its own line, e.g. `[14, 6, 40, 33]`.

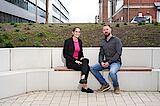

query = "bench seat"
[54, 66, 152, 71]
[51, 66, 155, 91]
[0, 71, 26, 99]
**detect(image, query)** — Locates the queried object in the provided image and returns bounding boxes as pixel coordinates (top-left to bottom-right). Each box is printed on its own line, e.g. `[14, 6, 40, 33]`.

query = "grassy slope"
[0, 23, 160, 47]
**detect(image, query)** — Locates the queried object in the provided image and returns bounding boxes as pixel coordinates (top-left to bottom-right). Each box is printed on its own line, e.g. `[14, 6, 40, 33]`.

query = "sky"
[63, 0, 99, 23]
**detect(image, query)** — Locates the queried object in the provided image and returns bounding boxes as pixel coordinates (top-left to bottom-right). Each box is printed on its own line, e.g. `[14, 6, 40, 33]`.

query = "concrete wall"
[52, 47, 160, 68]
[0, 49, 10, 72]
[0, 47, 160, 99]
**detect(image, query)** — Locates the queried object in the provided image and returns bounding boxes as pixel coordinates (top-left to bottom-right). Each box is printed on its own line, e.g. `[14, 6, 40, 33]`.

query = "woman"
[63, 27, 93, 93]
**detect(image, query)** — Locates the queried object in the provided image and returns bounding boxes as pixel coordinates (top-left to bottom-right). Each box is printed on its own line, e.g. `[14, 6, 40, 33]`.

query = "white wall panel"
[0, 49, 10, 72]
[11, 48, 51, 70]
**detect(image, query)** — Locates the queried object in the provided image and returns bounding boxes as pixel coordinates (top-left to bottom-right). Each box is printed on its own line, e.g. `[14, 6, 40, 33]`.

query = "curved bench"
[1, 47, 160, 99]
[52, 66, 155, 91]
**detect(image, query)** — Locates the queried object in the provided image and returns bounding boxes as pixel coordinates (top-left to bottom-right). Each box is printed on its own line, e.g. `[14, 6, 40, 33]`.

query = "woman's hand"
[75, 60, 82, 65]
[80, 57, 84, 60]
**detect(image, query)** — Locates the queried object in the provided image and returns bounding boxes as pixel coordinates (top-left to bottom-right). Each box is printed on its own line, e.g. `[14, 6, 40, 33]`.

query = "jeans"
[90, 62, 121, 87]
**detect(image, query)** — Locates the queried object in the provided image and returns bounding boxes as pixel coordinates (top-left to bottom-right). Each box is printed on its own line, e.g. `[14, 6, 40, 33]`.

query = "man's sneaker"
[97, 84, 111, 92]
[114, 86, 120, 94]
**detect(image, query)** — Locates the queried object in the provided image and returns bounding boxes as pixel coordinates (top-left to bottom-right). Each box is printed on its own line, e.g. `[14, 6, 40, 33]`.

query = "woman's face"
[72, 28, 81, 38]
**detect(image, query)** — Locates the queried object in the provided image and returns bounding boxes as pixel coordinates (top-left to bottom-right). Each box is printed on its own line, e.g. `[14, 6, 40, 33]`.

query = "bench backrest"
[0, 47, 160, 71]
[52, 47, 159, 68]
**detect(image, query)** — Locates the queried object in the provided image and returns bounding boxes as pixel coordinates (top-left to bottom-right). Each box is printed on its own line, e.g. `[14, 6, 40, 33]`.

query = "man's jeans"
[90, 62, 121, 87]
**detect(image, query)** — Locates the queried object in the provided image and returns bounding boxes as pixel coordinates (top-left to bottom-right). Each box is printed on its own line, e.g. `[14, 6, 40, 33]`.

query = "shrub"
[24, 26, 30, 30]
[0, 28, 6, 31]
[14, 24, 18, 27]
[101, 22, 105, 25]
[4, 41, 14, 48]
[138, 22, 145, 25]
[18, 36, 27, 41]
[28, 23, 33, 25]
[49, 25, 52, 27]
[33, 41, 43, 47]
[116, 24, 120, 27]
[124, 23, 127, 25]
[154, 22, 159, 26]
[10, 22, 15, 25]
[36, 32, 45, 37]
[0, 35, 4, 43]
[15, 29, 20, 32]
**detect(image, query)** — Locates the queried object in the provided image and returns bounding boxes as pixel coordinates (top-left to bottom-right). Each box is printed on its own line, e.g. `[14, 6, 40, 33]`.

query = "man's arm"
[98, 41, 105, 63]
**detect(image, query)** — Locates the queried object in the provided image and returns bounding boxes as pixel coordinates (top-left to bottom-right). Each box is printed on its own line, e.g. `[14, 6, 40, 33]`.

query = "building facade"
[99, 0, 108, 23]
[0, 0, 69, 23]
[100, 0, 160, 23]
[48, 0, 69, 23]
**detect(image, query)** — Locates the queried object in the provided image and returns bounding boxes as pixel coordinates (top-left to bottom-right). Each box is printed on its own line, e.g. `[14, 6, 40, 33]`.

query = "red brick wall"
[124, 0, 159, 5]
[112, 8, 157, 23]
[102, 0, 108, 23]
[112, 0, 158, 22]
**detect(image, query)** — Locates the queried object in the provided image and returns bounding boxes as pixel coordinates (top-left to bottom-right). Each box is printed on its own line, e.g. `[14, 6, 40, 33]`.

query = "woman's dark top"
[63, 37, 84, 66]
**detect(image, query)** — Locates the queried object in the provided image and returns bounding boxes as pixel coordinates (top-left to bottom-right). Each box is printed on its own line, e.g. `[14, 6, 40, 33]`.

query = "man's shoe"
[114, 86, 120, 94]
[79, 79, 87, 84]
[81, 87, 94, 93]
[97, 84, 110, 92]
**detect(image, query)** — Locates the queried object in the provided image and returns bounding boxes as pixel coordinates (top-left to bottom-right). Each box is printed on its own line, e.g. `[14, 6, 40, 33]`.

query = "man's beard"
[104, 32, 110, 39]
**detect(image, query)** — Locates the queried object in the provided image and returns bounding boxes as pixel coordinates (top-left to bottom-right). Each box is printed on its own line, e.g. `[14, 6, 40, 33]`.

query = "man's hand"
[101, 62, 109, 68]
[75, 60, 82, 65]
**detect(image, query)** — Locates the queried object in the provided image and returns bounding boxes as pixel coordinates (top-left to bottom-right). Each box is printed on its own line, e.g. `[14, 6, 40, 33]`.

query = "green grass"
[0, 23, 160, 47]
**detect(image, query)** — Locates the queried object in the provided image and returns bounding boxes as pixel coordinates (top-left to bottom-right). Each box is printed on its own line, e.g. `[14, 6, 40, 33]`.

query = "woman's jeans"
[90, 62, 121, 87]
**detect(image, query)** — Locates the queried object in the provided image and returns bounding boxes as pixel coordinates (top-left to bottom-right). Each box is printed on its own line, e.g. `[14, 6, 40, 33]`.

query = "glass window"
[37, 7, 46, 18]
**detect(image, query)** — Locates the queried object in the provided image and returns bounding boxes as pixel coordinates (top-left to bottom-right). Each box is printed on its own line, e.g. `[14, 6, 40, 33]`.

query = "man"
[90, 25, 122, 94]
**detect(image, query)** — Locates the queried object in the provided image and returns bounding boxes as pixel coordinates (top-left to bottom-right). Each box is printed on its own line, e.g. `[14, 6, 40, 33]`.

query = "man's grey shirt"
[99, 36, 122, 65]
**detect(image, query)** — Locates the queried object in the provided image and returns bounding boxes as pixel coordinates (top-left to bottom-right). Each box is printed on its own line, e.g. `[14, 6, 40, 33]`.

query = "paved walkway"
[0, 91, 160, 106]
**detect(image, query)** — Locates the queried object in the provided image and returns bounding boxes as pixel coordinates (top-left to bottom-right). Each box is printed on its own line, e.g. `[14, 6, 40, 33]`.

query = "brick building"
[99, 0, 160, 23]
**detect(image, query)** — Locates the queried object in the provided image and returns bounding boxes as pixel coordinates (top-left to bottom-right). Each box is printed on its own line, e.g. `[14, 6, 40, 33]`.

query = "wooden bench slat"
[54, 66, 152, 72]
[54, 66, 75, 71]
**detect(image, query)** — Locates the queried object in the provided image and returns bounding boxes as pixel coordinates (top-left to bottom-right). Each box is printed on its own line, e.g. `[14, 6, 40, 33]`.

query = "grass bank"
[0, 23, 160, 47]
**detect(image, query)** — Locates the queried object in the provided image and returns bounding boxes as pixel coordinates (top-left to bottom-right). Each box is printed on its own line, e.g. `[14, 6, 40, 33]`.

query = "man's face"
[102, 26, 111, 37]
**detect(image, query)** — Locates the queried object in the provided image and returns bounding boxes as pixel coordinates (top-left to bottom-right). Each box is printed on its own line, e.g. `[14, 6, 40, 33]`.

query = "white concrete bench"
[0, 47, 160, 99]
[0, 69, 50, 99]
[0, 71, 26, 99]
[52, 66, 156, 91]
[0, 48, 51, 99]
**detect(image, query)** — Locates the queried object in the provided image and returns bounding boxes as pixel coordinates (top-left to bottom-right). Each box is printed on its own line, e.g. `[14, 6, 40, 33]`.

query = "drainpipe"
[99, 0, 102, 23]
[35, 0, 38, 23]
[45, 0, 49, 24]
[128, 0, 129, 23]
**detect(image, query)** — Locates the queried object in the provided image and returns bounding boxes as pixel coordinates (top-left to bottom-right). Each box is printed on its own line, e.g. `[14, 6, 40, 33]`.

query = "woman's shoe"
[81, 87, 94, 93]
[79, 79, 87, 84]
